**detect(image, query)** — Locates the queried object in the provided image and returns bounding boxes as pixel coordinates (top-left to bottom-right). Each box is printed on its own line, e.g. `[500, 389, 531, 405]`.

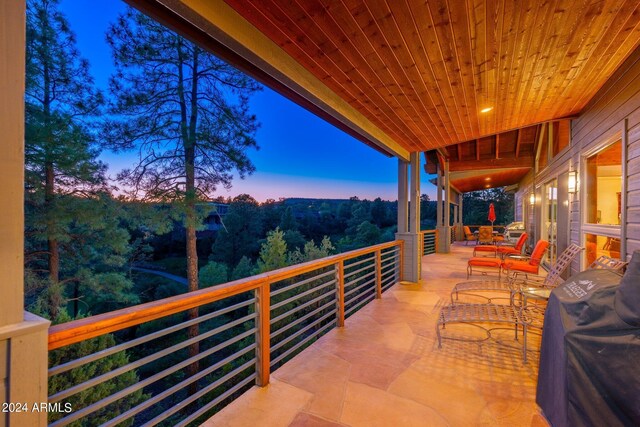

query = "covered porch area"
[205, 243, 544, 427]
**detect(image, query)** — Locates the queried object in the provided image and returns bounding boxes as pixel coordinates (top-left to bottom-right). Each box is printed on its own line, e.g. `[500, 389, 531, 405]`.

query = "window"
[585, 234, 621, 266]
[542, 180, 558, 265]
[585, 140, 622, 225]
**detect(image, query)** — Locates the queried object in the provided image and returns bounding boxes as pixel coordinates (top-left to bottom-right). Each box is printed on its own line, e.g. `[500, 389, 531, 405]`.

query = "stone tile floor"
[203, 243, 548, 427]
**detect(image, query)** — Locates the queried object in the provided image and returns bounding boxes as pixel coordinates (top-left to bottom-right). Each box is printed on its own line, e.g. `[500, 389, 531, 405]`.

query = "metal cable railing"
[47, 240, 403, 426]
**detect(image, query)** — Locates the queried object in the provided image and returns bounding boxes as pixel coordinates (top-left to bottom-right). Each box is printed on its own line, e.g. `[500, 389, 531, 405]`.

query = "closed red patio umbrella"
[488, 203, 496, 225]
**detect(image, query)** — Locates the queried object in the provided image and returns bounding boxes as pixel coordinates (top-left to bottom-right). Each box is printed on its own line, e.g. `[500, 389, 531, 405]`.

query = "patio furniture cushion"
[468, 257, 502, 268]
[502, 259, 540, 274]
[473, 245, 497, 257]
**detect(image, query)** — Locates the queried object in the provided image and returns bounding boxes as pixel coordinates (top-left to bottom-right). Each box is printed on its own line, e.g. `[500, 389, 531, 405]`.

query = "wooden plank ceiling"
[225, 0, 640, 152]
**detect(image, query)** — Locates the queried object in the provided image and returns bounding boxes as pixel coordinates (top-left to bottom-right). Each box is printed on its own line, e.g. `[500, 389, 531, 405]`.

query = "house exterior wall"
[517, 46, 640, 273]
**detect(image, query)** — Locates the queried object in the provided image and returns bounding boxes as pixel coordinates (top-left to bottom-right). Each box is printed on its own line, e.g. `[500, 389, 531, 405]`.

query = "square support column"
[1, 4, 50, 425]
[396, 153, 421, 283]
[437, 160, 452, 252]
[397, 159, 408, 233]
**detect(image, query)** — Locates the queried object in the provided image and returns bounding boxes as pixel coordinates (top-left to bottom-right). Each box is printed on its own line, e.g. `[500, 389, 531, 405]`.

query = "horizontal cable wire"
[271, 309, 336, 352]
[270, 289, 335, 324]
[270, 279, 336, 311]
[271, 299, 337, 339]
[49, 329, 256, 427]
[143, 359, 256, 426]
[270, 320, 336, 367]
[270, 269, 336, 297]
[48, 297, 255, 377]
[344, 276, 376, 301]
[49, 312, 256, 403]
[100, 344, 256, 427]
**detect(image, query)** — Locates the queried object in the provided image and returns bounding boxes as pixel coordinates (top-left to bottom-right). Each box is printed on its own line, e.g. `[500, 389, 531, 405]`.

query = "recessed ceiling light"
[480, 107, 493, 113]
[485, 177, 491, 181]
[485, 184, 491, 188]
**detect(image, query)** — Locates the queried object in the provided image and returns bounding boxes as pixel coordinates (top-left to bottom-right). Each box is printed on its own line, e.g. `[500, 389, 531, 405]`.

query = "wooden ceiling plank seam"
[406, 0, 470, 143]
[361, 0, 455, 145]
[222, 0, 640, 150]
[531, 0, 592, 120]
[465, 0, 483, 136]
[564, 7, 640, 130]
[488, 0, 503, 135]
[500, 0, 525, 131]
[447, 0, 481, 137]
[235, 1, 415, 147]
[331, 0, 446, 147]
[468, 0, 486, 134]
[273, 0, 423, 148]
[497, 0, 514, 133]
[520, 0, 567, 125]
[331, 0, 449, 148]
[511, 0, 558, 131]
[419, 0, 473, 142]
[529, 0, 592, 123]
[565, 1, 640, 115]
[510, 0, 555, 126]
[336, 0, 445, 146]
[505, 0, 543, 131]
[551, 0, 636, 115]
[543, 0, 625, 118]
[374, 0, 456, 145]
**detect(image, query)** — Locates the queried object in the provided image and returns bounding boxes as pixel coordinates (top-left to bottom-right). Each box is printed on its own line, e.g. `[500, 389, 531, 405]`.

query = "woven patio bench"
[436, 303, 531, 361]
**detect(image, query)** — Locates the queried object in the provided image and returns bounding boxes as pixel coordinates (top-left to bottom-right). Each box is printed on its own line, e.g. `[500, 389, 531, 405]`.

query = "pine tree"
[103, 8, 260, 389]
[258, 228, 288, 273]
[231, 256, 256, 281]
[199, 261, 228, 287]
[104, 9, 260, 297]
[24, 0, 137, 319]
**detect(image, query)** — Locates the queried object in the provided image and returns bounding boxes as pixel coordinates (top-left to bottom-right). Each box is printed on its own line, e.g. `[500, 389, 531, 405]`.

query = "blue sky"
[59, 0, 435, 201]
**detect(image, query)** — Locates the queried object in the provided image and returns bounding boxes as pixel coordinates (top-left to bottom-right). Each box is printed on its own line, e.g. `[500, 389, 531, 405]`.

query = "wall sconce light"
[568, 170, 577, 193]
[529, 192, 535, 205]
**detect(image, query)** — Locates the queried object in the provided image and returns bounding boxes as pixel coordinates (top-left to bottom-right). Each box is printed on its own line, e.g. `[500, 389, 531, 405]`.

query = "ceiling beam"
[476, 139, 480, 161]
[515, 129, 522, 157]
[496, 134, 500, 159]
[457, 143, 462, 161]
[448, 155, 534, 172]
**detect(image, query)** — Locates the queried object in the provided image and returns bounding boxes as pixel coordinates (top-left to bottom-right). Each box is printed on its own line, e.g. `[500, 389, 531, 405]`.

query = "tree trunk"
[177, 41, 200, 395]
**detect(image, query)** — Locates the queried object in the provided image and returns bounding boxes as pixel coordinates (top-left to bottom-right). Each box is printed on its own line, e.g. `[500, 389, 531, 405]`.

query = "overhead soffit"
[222, 0, 640, 152]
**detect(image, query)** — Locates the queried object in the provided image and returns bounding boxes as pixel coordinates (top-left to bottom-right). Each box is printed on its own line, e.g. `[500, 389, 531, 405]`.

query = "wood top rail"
[48, 240, 402, 350]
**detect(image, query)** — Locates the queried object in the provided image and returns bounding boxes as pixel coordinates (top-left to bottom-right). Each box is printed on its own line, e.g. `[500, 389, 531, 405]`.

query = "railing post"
[255, 282, 270, 387]
[336, 261, 345, 327]
[375, 250, 382, 298]
[399, 241, 405, 281]
[435, 229, 440, 253]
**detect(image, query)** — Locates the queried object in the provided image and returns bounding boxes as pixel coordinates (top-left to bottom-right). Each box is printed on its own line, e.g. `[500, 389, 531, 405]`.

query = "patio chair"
[453, 243, 582, 304]
[477, 226, 493, 245]
[463, 226, 476, 245]
[501, 240, 550, 277]
[496, 232, 528, 258]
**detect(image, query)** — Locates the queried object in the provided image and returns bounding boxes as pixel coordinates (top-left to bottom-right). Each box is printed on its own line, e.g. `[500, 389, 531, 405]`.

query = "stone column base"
[436, 226, 452, 253]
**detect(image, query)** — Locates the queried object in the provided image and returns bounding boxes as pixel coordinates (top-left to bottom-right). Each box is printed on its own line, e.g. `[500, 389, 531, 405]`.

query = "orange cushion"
[475, 245, 497, 252]
[468, 257, 502, 268]
[497, 247, 520, 255]
[502, 260, 539, 274]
